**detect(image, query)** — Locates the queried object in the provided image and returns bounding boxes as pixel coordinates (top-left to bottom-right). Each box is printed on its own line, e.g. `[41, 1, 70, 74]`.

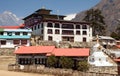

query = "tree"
[112, 19, 120, 40]
[59, 56, 74, 69]
[116, 27, 120, 34]
[110, 32, 119, 40]
[116, 20, 120, 39]
[83, 9, 106, 36]
[77, 61, 89, 72]
[47, 55, 58, 67]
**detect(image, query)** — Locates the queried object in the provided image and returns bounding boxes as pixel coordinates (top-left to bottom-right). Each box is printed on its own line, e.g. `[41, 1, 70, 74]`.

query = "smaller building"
[93, 36, 116, 48]
[14, 46, 89, 66]
[0, 28, 32, 48]
[99, 36, 116, 47]
[89, 43, 116, 66]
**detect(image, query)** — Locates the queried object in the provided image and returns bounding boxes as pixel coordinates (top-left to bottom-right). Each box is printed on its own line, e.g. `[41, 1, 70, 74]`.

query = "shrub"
[59, 56, 74, 69]
[77, 60, 89, 72]
[47, 55, 58, 68]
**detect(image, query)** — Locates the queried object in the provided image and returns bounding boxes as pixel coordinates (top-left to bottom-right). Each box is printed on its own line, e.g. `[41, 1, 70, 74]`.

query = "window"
[82, 24, 87, 29]
[41, 23, 43, 28]
[1, 40, 6, 45]
[76, 31, 80, 35]
[83, 31, 87, 35]
[13, 40, 20, 45]
[21, 40, 27, 45]
[55, 30, 60, 34]
[99, 58, 101, 61]
[54, 23, 60, 28]
[7, 32, 12, 36]
[47, 29, 52, 34]
[31, 27, 33, 31]
[0, 32, 4, 35]
[41, 29, 43, 34]
[62, 24, 74, 29]
[15, 32, 20, 35]
[48, 36, 52, 41]
[34, 26, 36, 30]
[83, 37, 86, 42]
[62, 30, 74, 35]
[38, 24, 40, 29]
[76, 25, 80, 29]
[91, 58, 94, 62]
[23, 32, 28, 35]
[47, 23, 53, 27]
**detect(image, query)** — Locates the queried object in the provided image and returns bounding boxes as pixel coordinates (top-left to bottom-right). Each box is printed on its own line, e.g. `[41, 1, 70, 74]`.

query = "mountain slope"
[0, 11, 23, 26]
[73, 0, 120, 35]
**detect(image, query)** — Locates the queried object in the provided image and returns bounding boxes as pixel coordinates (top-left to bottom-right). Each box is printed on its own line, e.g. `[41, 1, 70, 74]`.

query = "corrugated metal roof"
[14, 46, 89, 57]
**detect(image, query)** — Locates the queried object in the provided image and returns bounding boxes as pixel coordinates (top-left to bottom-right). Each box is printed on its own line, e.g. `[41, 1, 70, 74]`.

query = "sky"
[0, 0, 101, 18]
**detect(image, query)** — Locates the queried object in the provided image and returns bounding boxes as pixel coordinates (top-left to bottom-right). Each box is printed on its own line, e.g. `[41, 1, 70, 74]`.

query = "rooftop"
[0, 24, 25, 29]
[14, 46, 90, 57]
[47, 48, 89, 57]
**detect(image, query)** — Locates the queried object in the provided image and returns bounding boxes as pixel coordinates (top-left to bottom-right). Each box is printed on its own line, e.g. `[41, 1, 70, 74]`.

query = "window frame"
[48, 36, 53, 41]
[1, 40, 6, 45]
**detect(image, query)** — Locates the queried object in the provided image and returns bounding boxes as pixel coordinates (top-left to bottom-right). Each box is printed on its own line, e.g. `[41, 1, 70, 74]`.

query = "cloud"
[64, 13, 76, 20]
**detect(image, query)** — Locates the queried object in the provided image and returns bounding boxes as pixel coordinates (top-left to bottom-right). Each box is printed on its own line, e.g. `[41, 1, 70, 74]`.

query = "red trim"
[0, 24, 25, 29]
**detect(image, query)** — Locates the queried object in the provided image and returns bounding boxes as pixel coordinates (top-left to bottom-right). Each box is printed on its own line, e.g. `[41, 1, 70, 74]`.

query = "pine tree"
[83, 9, 106, 36]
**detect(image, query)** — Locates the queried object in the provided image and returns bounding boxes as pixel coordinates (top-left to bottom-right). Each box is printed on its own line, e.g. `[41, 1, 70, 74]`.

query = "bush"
[77, 60, 89, 72]
[59, 56, 74, 69]
[47, 55, 58, 67]
[110, 32, 120, 40]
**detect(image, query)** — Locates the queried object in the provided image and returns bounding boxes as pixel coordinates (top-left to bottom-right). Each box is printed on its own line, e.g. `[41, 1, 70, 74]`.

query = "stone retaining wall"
[89, 65, 118, 75]
[8, 64, 118, 76]
[0, 48, 15, 56]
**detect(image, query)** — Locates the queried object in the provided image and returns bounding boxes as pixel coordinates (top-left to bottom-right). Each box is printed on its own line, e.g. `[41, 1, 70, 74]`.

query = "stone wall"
[31, 38, 96, 48]
[89, 65, 118, 75]
[8, 64, 118, 76]
[0, 48, 15, 56]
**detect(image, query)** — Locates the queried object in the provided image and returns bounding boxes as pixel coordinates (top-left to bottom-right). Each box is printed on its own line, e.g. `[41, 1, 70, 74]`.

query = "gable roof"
[14, 46, 55, 54]
[47, 48, 89, 57]
[14, 46, 89, 57]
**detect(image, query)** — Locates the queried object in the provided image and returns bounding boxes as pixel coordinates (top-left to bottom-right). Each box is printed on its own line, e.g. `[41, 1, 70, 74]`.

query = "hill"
[73, 0, 120, 35]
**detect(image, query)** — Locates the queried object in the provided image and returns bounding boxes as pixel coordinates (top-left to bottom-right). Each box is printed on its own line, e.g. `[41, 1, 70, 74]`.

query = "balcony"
[62, 30, 74, 35]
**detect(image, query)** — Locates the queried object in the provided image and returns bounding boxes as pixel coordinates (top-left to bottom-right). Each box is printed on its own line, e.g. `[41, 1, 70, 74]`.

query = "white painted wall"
[32, 22, 93, 42]
[0, 40, 30, 48]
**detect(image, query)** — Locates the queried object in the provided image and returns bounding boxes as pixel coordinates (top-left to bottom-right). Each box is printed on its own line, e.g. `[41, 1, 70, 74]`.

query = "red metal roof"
[14, 46, 89, 57]
[0, 24, 25, 29]
[14, 46, 55, 54]
[116, 45, 120, 48]
[47, 48, 90, 57]
[114, 59, 120, 62]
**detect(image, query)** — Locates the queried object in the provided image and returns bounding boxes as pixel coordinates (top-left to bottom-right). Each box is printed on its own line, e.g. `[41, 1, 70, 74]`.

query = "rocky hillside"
[73, 0, 120, 35]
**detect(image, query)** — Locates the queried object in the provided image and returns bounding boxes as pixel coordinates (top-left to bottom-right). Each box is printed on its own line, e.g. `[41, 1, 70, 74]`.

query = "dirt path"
[0, 56, 53, 76]
[0, 56, 15, 70]
[0, 70, 52, 76]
